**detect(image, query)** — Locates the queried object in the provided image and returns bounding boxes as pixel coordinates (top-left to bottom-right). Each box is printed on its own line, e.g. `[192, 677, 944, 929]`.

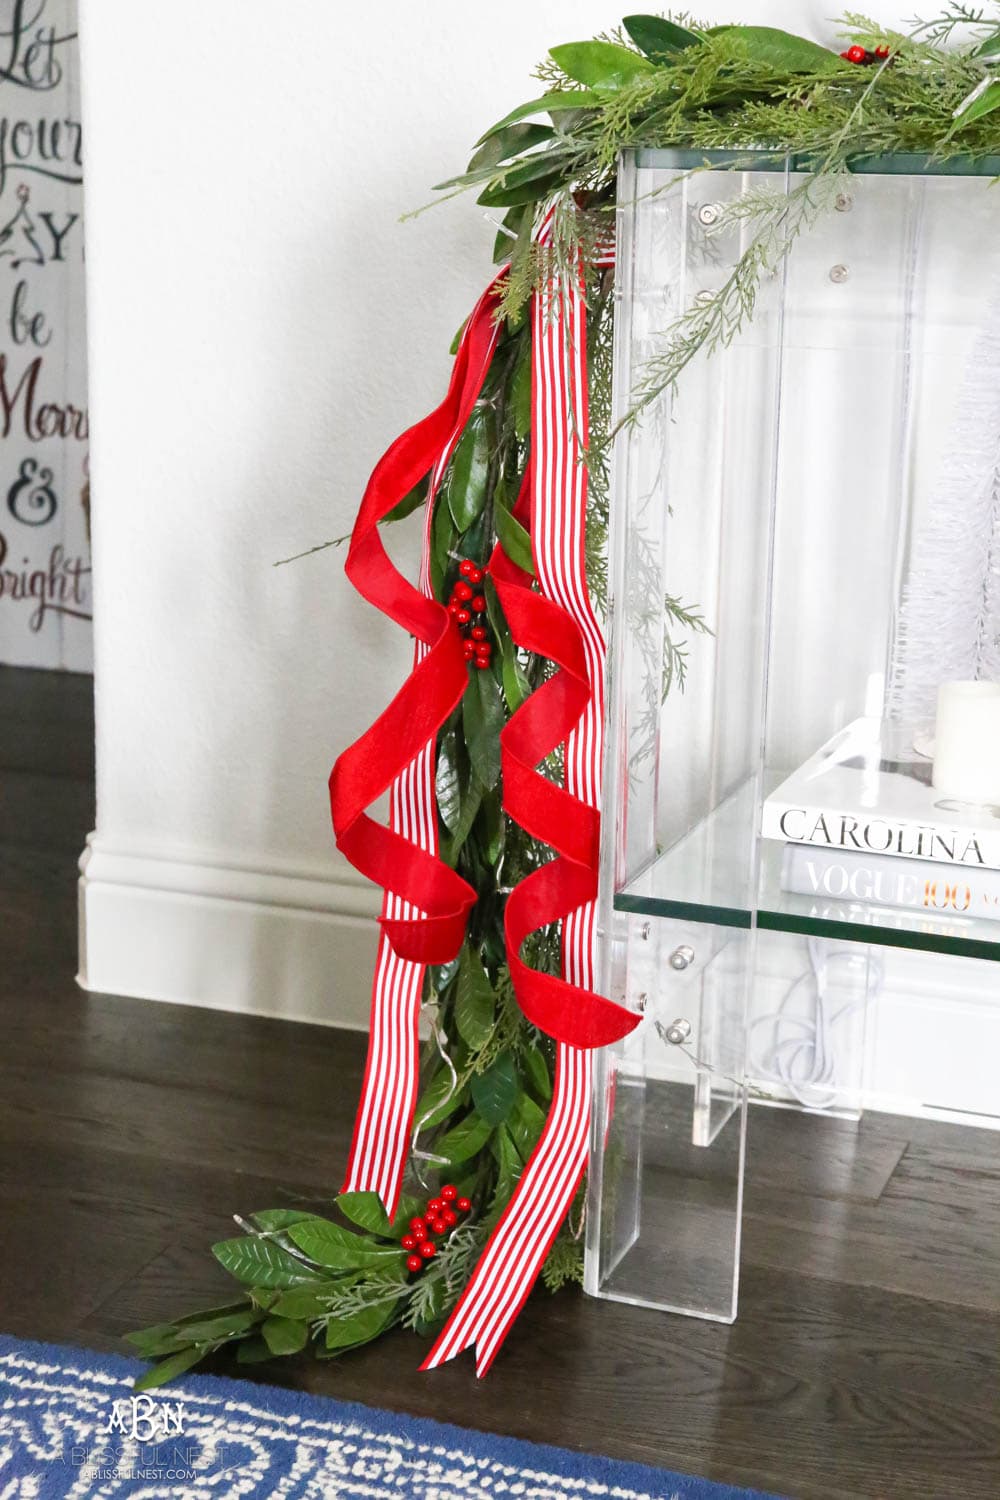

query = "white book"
[762, 717, 1000, 871]
[781, 843, 1000, 924]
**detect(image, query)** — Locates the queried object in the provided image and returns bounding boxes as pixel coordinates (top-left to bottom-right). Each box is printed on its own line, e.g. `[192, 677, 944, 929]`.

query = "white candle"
[932, 680, 1000, 806]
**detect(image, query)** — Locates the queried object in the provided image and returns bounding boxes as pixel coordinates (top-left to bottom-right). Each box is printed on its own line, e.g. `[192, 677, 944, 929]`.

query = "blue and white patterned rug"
[0, 1335, 782, 1498]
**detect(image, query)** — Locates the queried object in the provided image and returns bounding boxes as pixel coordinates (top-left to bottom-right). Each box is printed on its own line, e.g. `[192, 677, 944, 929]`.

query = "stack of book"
[761, 717, 1000, 924]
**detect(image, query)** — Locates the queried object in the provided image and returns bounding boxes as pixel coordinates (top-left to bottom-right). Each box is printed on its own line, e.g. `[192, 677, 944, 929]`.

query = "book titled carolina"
[762, 717, 1000, 871]
[781, 843, 1000, 922]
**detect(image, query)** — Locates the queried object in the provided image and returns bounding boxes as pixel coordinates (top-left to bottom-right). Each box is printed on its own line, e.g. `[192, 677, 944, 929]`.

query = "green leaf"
[125, 1323, 190, 1358]
[548, 40, 654, 90]
[954, 78, 1000, 126]
[212, 1237, 319, 1289]
[411, 1274, 448, 1335]
[269, 1283, 346, 1319]
[493, 206, 529, 266]
[337, 1190, 392, 1237]
[501, 640, 532, 716]
[523, 1043, 552, 1101]
[385, 480, 427, 524]
[476, 91, 600, 146]
[324, 1298, 398, 1352]
[287, 1219, 402, 1271]
[390, 1193, 425, 1235]
[466, 122, 556, 175]
[462, 667, 504, 791]
[447, 408, 491, 531]
[441, 770, 483, 867]
[623, 15, 703, 59]
[708, 25, 840, 73]
[477, 151, 574, 209]
[262, 1315, 310, 1355]
[435, 727, 462, 835]
[250, 1209, 319, 1233]
[435, 1112, 494, 1166]
[133, 1346, 206, 1392]
[509, 1092, 547, 1161]
[455, 944, 496, 1050]
[415, 1067, 466, 1130]
[477, 786, 505, 866]
[510, 339, 532, 441]
[177, 1309, 261, 1344]
[494, 504, 534, 575]
[471, 1052, 519, 1125]
[430, 489, 455, 600]
[236, 1337, 275, 1365]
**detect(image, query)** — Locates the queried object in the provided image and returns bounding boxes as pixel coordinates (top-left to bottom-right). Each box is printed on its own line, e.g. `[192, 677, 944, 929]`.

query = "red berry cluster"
[840, 43, 890, 63]
[448, 560, 491, 670]
[401, 1184, 473, 1273]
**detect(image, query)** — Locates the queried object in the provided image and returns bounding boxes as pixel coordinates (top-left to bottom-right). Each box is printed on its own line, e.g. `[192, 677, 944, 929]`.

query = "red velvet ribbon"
[328, 279, 504, 964]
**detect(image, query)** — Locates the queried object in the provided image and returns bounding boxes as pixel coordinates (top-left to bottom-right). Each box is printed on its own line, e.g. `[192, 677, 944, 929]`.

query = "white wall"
[77, 0, 912, 1031]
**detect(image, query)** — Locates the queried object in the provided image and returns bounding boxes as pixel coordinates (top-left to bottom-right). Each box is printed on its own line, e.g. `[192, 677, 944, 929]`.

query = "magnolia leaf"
[509, 1091, 547, 1161]
[523, 1043, 552, 1101]
[337, 1190, 392, 1238]
[455, 944, 496, 1050]
[435, 1112, 494, 1165]
[324, 1297, 398, 1353]
[250, 1209, 319, 1232]
[493, 206, 529, 265]
[709, 25, 840, 73]
[236, 1337, 275, 1365]
[415, 1067, 466, 1131]
[430, 490, 455, 599]
[391, 1194, 425, 1235]
[549, 40, 654, 90]
[510, 338, 532, 441]
[462, 667, 504, 790]
[501, 640, 532, 715]
[476, 91, 600, 146]
[262, 1315, 310, 1355]
[436, 727, 463, 835]
[467, 122, 556, 175]
[494, 503, 534, 575]
[125, 1324, 191, 1358]
[448, 408, 491, 531]
[478, 786, 504, 866]
[471, 1052, 519, 1125]
[491, 1123, 524, 1204]
[954, 78, 1000, 126]
[212, 1237, 319, 1289]
[133, 1346, 206, 1392]
[269, 1284, 345, 1319]
[441, 769, 483, 867]
[177, 1309, 262, 1344]
[287, 1219, 401, 1270]
[384, 480, 427, 524]
[623, 15, 703, 59]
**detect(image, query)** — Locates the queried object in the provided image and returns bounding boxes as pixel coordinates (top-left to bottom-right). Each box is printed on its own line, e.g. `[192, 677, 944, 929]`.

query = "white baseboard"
[77, 834, 381, 1029]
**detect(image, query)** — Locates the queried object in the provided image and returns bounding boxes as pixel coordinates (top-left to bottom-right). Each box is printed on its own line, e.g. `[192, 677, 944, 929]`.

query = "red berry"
[441, 1184, 457, 1202]
[409, 1216, 425, 1231]
[475, 659, 490, 671]
[475, 650, 492, 666]
[448, 603, 462, 619]
[457, 1197, 472, 1213]
[471, 595, 486, 614]
[847, 44, 865, 62]
[420, 1240, 437, 1259]
[426, 1197, 443, 1214]
[453, 582, 473, 602]
[875, 43, 890, 58]
[468, 567, 484, 585]
[410, 1219, 427, 1241]
[430, 1216, 448, 1235]
[442, 1207, 458, 1227]
[458, 559, 475, 578]
[455, 608, 471, 626]
[406, 1254, 424, 1273]
[463, 641, 475, 660]
[470, 627, 487, 642]
[401, 1234, 417, 1251]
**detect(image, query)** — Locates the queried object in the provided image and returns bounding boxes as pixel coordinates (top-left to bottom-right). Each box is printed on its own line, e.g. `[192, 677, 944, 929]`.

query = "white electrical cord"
[747, 937, 883, 1110]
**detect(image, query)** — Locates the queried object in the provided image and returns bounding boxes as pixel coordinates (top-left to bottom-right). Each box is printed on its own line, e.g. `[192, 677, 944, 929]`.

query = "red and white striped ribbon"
[341, 302, 503, 1216]
[424, 226, 610, 1374]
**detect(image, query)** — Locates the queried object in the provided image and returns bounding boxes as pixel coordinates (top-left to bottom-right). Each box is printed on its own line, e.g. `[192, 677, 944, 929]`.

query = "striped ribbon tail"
[423, 233, 620, 1375]
[338, 294, 504, 1218]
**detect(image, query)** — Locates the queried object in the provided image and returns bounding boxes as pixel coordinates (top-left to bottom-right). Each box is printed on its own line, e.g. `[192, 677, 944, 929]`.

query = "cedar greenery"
[129, 7, 1000, 1387]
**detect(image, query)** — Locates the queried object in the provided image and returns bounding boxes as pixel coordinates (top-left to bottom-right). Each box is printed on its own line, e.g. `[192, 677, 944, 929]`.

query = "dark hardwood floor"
[1, 662, 997, 1500]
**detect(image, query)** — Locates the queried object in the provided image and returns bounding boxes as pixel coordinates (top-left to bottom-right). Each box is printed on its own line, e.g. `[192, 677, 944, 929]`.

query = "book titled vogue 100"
[781, 844, 1000, 923]
[761, 717, 1000, 872]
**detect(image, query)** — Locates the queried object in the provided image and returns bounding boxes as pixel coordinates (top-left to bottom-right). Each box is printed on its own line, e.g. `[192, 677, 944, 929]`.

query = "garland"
[127, 7, 1000, 1389]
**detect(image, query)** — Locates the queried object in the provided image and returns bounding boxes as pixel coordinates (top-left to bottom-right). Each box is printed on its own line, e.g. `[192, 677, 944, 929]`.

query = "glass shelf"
[635, 148, 1000, 176]
[614, 779, 1000, 964]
